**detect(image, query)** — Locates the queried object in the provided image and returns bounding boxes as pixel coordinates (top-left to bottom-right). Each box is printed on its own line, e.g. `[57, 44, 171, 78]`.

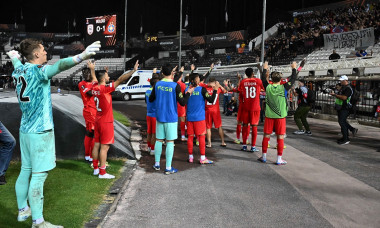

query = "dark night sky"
[1, 0, 343, 37]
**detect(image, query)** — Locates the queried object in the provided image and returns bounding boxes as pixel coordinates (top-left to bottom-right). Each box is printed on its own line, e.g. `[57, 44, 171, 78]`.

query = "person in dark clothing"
[0, 121, 16, 185]
[293, 80, 312, 135]
[330, 75, 358, 145]
[226, 96, 238, 116]
[329, 50, 341, 61]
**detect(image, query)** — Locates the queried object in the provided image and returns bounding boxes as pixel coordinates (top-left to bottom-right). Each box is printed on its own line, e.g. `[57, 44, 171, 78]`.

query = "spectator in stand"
[226, 54, 231, 65]
[329, 50, 341, 61]
[255, 3, 379, 65]
[356, 49, 367, 57]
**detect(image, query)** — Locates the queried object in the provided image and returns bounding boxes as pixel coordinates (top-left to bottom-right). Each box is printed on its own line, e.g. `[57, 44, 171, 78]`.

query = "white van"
[113, 70, 158, 101]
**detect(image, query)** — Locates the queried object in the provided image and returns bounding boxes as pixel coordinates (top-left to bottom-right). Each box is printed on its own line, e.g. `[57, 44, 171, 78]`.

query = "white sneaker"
[99, 173, 115, 179]
[293, 130, 305, 135]
[31, 221, 63, 228]
[88, 157, 93, 162]
[93, 168, 99, 175]
[150, 150, 155, 156]
[17, 207, 31, 221]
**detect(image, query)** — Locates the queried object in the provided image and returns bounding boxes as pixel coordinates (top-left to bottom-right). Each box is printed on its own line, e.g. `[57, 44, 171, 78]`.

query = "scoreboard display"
[86, 15, 116, 47]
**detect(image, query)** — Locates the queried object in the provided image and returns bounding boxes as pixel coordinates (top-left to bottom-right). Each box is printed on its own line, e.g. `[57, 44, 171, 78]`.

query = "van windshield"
[128, 76, 140, 86]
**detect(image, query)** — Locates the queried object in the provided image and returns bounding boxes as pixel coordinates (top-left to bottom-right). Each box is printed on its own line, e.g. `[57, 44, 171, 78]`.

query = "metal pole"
[260, 0, 266, 62]
[179, 0, 183, 68]
[124, 0, 128, 71]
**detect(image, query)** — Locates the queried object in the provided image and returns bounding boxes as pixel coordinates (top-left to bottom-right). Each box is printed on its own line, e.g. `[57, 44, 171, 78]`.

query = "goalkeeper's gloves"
[6, 50, 21, 60]
[73, 41, 101, 63]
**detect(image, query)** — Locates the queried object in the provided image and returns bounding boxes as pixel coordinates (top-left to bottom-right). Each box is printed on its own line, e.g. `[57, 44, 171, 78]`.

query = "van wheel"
[122, 93, 131, 101]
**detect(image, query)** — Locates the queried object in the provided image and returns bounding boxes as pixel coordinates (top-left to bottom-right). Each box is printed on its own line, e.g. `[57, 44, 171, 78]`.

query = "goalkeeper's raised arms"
[73, 41, 101, 63]
[6, 50, 22, 68]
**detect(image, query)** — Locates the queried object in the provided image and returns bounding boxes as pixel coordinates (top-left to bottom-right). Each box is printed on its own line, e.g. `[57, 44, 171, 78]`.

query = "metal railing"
[301, 79, 380, 123]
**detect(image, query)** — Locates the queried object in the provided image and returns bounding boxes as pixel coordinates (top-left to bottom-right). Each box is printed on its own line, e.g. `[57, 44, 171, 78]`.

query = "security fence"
[300, 77, 380, 124]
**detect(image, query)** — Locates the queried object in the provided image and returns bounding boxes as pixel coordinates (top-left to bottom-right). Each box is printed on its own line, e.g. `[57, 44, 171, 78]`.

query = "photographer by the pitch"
[329, 75, 358, 145]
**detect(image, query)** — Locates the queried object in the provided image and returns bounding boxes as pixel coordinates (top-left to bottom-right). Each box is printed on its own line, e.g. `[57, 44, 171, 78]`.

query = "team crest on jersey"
[87, 24, 94, 35]
[108, 22, 115, 33]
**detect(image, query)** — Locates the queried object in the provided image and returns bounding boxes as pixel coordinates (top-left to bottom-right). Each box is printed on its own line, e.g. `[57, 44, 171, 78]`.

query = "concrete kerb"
[85, 130, 142, 227]
[131, 129, 142, 160]
[84, 160, 137, 228]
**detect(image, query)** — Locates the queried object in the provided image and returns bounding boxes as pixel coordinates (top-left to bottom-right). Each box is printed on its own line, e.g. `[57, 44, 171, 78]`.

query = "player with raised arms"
[91, 60, 139, 179]
[185, 73, 219, 164]
[78, 61, 98, 162]
[8, 39, 100, 227]
[149, 65, 194, 175]
[238, 67, 264, 152]
[259, 61, 299, 165]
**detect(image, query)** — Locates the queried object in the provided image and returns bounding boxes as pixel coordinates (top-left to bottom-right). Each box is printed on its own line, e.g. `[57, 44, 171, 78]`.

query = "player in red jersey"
[189, 63, 214, 146]
[174, 66, 188, 141]
[78, 61, 98, 162]
[231, 74, 246, 144]
[91, 60, 139, 179]
[238, 67, 264, 152]
[198, 63, 214, 88]
[205, 77, 228, 147]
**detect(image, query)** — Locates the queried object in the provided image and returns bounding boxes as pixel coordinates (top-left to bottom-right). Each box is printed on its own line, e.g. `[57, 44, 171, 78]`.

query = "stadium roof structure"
[2, 0, 345, 36]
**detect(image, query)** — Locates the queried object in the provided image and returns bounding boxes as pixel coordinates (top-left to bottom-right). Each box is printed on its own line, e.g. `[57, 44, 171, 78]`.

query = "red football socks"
[242, 125, 248, 144]
[236, 124, 241, 139]
[187, 134, 194, 155]
[147, 141, 151, 149]
[251, 127, 257, 147]
[199, 135, 206, 156]
[99, 165, 106, 175]
[262, 137, 269, 153]
[180, 121, 186, 137]
[277, 138, 284, 156]
[84, 136, 92, 157]
[93, 159, 99, 170]
[151, 141, 155, 150]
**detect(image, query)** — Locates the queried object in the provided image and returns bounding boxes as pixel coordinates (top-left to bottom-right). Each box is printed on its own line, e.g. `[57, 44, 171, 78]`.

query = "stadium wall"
[0, 94, 135, 160]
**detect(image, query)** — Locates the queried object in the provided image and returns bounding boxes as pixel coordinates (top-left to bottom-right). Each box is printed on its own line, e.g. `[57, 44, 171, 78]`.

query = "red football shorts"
[146, 116, 156, 134]
[242, 110, 260, 125]
[177, 104, 186, 117]
[187, 120, 206, 136]
[237, 105, 244, 122]
[83, 110, 96, 130]
[94, 122, 115, 144]
[263, 117, 286, 135]
[85, 121, 95, 132]
[206, 110, 222, 129]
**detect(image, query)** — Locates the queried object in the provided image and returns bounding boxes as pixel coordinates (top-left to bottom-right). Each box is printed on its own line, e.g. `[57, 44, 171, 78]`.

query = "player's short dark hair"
[208, 77, 216, 83]
[82, 67, 91, 82]
[161, 64, 172, 76]
[184, 75, 189, 82]
[271, 72, 282, 83]
[189, 73, 200, 84]
[245, 68, 254, 77]
[95, 70, 107, 81]
[19, 38, 43, 61]
[150, 75, 159, 87]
